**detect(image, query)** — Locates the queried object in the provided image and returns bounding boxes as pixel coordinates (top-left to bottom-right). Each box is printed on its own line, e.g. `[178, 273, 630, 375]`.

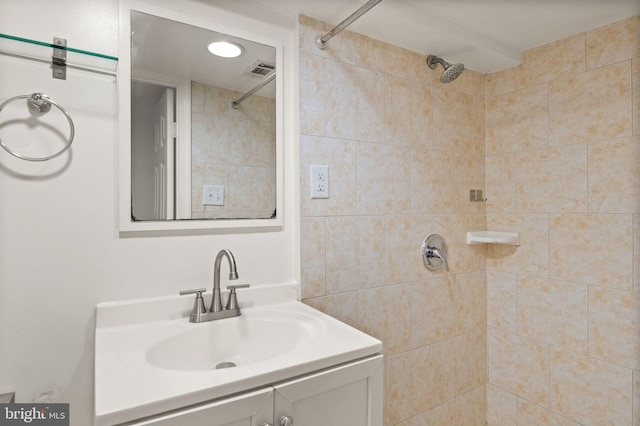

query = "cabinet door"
[273, 355, 383, 426]
[128, 387, 273, 426]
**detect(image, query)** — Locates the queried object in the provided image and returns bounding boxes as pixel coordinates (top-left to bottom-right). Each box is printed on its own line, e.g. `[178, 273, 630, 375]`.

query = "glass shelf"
[0, 33, 118, 75]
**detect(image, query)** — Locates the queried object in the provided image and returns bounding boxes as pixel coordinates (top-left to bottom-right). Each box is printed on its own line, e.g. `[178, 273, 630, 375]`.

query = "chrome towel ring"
[0, 92, 75, 161]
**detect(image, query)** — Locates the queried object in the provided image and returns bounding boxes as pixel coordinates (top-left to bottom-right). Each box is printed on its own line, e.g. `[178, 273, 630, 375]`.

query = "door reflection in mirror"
[131, 82, 176, 221]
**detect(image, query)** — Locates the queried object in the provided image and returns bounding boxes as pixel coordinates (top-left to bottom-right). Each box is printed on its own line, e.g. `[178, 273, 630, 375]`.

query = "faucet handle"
[179, 288, 207, 296]
[421, 234, 449, 272]
[426, 247, 449, 272]
[179, 288, 207, 322]
[225, 284, 250, 310]
[227, 284, 250, 291]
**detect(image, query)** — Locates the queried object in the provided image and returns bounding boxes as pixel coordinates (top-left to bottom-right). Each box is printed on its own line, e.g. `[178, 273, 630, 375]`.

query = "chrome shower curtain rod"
[232, 72, 276, 109]
[315, 0, 383, 49]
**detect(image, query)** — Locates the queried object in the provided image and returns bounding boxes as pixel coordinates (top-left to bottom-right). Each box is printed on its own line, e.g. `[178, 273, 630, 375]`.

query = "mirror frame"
[118, 0, 284, 233]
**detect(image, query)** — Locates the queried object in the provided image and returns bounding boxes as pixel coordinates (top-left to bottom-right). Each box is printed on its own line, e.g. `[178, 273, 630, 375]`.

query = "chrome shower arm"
[427, 55, 448, 69]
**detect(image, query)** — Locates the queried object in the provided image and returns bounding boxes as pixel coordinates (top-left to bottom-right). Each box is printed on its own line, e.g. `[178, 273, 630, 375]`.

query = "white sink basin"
[145, 313, 312, 371]
[95, 284, 382, 426]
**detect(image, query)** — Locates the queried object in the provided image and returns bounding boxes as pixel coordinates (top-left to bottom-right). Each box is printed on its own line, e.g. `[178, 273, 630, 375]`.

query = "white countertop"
[94, 283, 382, 425]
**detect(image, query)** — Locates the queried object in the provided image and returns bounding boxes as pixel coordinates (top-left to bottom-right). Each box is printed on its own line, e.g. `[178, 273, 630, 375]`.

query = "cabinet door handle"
[280, 416, 294, 426]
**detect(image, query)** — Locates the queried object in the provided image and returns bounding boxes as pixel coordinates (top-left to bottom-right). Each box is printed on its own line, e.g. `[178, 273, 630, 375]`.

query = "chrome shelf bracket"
[52, 37, 67, 80]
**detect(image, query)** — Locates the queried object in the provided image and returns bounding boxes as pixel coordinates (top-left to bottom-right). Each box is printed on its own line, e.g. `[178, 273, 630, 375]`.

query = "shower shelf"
[466, 231, 519, 246]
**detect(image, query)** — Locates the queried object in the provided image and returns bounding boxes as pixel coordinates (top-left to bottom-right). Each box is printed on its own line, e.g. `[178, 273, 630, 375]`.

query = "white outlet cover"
[310, 164, 329, 199]
[203, 185, 224, 206]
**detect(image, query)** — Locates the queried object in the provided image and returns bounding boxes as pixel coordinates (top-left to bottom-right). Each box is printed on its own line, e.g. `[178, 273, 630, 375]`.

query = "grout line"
[547, 212, 551, 279]
[548, 341, 552, 414]
[322, 216, 327, 299]
[586, 283, 590, 359]
[547, 81, 551, 150]
[586, 143, 590, 215]
[632, 58, 636, 137]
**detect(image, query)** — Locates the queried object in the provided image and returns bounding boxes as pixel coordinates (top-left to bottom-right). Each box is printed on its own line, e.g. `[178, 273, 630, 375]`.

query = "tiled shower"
[299, 14, 639, 426]
[191, 82, 276, 219]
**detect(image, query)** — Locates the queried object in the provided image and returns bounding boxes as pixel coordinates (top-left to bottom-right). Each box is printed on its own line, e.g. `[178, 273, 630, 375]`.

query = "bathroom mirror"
[118, 1, 283, 232]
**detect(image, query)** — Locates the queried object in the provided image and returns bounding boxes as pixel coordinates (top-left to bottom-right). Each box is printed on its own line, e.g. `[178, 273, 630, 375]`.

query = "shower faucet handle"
[421, 234, 450, 272]
[426, 247, 449, 272]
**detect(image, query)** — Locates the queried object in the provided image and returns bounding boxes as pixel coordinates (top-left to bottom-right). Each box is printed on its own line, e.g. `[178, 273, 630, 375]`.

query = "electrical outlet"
[310, 164, 329, 199]
[203, 185, 224, 206]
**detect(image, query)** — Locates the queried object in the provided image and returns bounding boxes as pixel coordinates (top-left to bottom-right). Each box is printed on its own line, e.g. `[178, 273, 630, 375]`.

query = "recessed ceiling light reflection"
[207, 41, 244, 58]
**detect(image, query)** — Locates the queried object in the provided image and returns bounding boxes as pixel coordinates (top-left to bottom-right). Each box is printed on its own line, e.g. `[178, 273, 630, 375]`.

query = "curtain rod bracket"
[315, 35, 328, 50]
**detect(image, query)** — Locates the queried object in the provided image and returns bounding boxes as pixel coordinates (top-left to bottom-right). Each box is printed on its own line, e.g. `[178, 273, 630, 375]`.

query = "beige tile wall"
[191, 82, 276, 218]
[300, 13, 639, 426]
[486, 15, 640, 426]
[299, 15, 487, 426]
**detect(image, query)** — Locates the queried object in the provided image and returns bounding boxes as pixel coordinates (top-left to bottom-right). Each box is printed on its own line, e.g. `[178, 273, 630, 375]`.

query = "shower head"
[426, 55, 465, 83]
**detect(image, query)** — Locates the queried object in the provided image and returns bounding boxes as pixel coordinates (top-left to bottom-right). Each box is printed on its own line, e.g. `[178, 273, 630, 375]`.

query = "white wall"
[0, 0, 298, 424]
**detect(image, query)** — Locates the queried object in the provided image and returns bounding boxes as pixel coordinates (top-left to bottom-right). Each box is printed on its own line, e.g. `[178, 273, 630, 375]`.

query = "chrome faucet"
[211, 249, 238, 312]
[179, 249, 250, 323]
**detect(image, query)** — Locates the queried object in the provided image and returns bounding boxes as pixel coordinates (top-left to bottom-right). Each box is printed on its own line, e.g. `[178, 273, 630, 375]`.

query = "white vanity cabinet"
[124, 355, 383, 426]
[273, 354, 383, 426]
[127, 387, 274, 426]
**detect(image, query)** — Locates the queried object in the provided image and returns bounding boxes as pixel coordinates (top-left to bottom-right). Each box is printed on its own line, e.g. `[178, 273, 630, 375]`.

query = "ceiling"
[131, 10, 276, 98]
[208, 0, 639, 73]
